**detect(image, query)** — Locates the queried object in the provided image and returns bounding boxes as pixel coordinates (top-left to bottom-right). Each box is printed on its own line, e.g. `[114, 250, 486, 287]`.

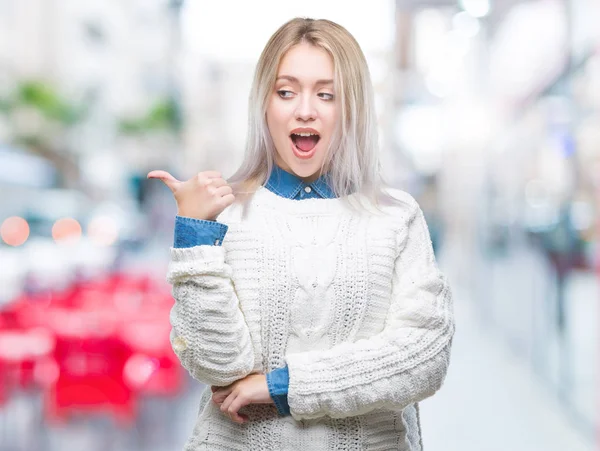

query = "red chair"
[0, 327, 56, 391]
[1, 271, 176, 430]
[120, 311, 184, 397]
[0, 316, 9, 406]
[43, 309, 136, 426]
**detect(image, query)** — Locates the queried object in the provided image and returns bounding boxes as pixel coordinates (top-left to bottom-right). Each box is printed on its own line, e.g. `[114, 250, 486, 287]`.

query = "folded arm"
[283, 199, 455, 420]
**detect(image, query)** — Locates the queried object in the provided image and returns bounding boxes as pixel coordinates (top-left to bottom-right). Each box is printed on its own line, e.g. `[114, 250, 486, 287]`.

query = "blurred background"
[0, 0, 598, 450]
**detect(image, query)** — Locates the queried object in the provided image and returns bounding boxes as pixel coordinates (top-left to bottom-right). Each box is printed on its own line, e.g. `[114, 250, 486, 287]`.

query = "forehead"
[277, 43, 334, 82]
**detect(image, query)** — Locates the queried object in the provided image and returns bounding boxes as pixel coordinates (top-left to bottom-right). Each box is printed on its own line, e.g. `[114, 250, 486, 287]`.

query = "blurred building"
[0, 0, 183, 195]
[0, 1, 598, 450]
[392, 0, 600, 441]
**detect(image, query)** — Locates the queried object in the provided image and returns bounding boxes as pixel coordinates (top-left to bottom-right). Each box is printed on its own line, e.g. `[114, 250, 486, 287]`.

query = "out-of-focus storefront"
[395, 0, 598, 440]
[476, 0, 599, 437]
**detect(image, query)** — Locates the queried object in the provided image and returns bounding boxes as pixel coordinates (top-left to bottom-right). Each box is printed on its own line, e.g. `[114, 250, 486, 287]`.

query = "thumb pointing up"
[147, 170, 182, 193]
[146, 169, 234, 221]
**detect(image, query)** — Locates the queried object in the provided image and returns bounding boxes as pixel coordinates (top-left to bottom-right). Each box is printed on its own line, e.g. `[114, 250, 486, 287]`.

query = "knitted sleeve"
[285, 200, 455, 420]
[166, 245, 255, 386]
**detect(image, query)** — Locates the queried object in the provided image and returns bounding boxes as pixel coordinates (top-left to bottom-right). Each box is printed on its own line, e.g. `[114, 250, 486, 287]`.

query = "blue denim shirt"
[173, 165, 336, 416]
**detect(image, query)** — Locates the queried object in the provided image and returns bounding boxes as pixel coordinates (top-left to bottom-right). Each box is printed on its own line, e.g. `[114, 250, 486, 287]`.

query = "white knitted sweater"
[167, 186, 455, 450]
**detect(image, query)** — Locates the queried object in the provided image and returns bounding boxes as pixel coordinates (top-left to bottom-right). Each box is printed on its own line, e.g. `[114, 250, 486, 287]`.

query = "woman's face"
[266, 42, 338, 183]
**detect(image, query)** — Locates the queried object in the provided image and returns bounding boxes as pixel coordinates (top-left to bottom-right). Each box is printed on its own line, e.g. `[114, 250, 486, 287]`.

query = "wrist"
[177, 212, 215, 221]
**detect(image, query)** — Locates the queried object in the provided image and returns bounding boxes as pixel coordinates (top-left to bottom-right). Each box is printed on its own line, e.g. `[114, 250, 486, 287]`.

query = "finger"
[227, 395, 249, 424]
[220, 391, 235, 413]
[199, 171, 222, 179]
[147, 170, 181, 193]
[212, 386, 233, 404]
[222, 393, 247, 424]
[198, 174, 223, 188]
[215, 185, 233, 197]
[217, 193, 235, 209]
[207, 178, 229, 188]
[212, 392, 227, 405]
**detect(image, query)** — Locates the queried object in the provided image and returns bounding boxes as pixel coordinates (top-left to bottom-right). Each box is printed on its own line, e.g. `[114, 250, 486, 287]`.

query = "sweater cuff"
[266, 366, 290, 416]
[174, 215, 228, 248]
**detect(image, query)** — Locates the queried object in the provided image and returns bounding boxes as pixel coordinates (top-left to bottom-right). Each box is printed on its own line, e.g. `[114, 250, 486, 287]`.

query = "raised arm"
[149, 170, 255, 386]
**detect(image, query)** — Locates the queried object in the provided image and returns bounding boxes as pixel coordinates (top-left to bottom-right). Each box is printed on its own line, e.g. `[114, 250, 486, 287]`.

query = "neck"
[299, 172, 322, 184]
[274, 162, 327, 184]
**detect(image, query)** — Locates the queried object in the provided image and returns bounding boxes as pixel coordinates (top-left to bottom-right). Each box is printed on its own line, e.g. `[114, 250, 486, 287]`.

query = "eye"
[318, 92, 334, 101]
[277, 90, 294, 99]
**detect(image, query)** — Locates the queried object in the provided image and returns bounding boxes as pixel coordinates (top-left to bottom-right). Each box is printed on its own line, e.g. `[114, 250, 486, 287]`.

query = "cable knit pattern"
[167, 186, 454, 450]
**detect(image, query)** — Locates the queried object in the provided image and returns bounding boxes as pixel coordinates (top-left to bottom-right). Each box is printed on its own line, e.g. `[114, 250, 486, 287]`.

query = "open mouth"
[290, 132, 320, 152]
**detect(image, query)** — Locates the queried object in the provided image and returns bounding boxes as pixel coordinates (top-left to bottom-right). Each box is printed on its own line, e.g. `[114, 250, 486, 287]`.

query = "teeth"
[293, 132, 318, 137]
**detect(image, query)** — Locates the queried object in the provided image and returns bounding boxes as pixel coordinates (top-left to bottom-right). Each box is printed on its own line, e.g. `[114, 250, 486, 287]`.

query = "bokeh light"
[1, 216, 30, 246]
[52, 218, 82, 243]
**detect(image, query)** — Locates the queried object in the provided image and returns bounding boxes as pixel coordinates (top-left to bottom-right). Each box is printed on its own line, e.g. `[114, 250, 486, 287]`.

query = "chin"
[291, 165, 318, 176]
[287, 162, 323, 179]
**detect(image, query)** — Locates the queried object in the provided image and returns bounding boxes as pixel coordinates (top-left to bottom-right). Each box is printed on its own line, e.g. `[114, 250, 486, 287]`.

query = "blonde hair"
[227, 17, 403, 213]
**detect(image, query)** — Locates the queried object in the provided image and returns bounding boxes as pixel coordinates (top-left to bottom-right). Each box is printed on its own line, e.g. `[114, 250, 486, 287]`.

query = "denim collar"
[265, 165, 336, 199]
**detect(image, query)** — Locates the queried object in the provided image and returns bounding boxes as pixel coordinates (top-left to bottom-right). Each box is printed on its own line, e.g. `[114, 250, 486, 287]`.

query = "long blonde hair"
[227, 17, 402, 213]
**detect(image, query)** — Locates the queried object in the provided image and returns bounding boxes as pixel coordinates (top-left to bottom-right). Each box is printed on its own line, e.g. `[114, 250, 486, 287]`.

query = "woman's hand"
[147, 170, 235, 221]
[211, 374, 273, 424]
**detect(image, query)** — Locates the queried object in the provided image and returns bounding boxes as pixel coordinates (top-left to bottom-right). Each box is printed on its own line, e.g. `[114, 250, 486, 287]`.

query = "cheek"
[266, 101, 289, 132]
[322, 107, 338, 136]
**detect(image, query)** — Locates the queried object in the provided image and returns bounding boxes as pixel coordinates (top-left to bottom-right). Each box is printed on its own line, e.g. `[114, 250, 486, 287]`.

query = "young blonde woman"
[148, 17, 454, 451]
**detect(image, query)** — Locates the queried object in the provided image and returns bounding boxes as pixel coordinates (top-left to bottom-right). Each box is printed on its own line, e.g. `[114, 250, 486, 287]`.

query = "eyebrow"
[276, 75, 334, 86]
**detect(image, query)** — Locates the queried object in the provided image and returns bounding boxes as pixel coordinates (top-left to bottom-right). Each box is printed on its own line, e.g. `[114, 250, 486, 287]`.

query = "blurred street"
[1, 0, 599, 449]
[421, 244, 595, 451]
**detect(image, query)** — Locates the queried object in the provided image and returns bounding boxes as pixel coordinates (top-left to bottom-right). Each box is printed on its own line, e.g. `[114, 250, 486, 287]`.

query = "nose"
[294, 94, 317, 122]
